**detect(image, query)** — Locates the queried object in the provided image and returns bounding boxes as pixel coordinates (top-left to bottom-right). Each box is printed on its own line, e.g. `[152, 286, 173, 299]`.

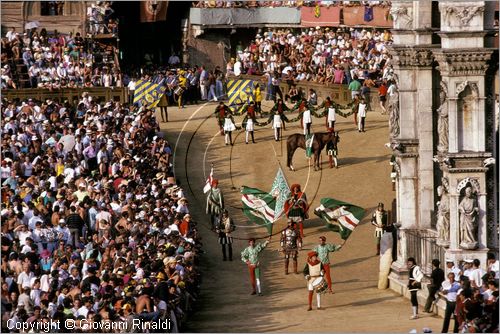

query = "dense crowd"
[232, 26, 393, 87]
[0, 94, 202, 332]
[193, 1, 391, 8]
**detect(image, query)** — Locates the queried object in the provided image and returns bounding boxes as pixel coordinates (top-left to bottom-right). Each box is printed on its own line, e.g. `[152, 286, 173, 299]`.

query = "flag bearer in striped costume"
[284, 184, 308, 238]
[241, 237, 271, 296]
[314, 236, 345, 293]
[303, 251, 324, 311]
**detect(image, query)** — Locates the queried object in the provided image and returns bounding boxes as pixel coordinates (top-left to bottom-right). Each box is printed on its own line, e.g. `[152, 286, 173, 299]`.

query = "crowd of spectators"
[193, 1, 391, 8]
[1, 26, 121, 90]
[0, 93, 202, 332]
[231, 27, 393, 87]
[86, 1, 118, 36]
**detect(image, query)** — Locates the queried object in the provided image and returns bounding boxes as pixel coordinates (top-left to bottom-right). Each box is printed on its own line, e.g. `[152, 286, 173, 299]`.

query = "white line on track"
[172, 102, 209, 177]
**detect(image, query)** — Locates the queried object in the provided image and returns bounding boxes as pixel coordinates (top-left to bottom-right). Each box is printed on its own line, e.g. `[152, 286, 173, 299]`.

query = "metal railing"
[405, 229, 446, 277]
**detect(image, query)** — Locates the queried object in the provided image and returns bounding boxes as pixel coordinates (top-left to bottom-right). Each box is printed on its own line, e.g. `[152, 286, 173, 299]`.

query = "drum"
[174, 86, 184, 96]
[311, 277, 328, 294]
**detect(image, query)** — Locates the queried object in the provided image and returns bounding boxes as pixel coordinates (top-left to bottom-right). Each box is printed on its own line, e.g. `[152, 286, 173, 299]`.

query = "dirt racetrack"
[158, 100, 443, 333]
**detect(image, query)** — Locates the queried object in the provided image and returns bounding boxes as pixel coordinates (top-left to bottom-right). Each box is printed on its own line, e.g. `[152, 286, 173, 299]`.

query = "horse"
[286, 132, 340, 171]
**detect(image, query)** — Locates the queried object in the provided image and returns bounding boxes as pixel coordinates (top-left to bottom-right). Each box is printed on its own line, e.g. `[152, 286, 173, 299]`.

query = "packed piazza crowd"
[0, 94, 203, 332]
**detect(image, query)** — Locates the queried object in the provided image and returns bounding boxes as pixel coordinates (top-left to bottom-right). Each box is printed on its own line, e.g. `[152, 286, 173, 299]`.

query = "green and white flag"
[241, 186, 276, 235]
[305, 134, 315, 158]
[270, 167, 290, 221]
[314, 198, 365, 240]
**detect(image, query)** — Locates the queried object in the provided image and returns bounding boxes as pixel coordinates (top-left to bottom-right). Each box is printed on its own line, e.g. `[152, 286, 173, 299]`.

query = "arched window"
[41, 1, 64, 16]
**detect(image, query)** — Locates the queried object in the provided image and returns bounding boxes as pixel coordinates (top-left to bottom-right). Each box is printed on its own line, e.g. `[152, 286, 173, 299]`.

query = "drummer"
[303, 251, 325, 311]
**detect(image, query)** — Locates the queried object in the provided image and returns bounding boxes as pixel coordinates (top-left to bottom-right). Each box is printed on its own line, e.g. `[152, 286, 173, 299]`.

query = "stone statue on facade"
[459, 185, 479, 249]
[388, 80, 400, 138]
[436, 178, 450, 247]
[437, 81, 448, 153]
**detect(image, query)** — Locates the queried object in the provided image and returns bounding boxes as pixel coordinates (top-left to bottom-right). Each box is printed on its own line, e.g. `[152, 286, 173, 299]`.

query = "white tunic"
[303, 109, 312, 124]
[358, 103, 367, 117]
[328, 107, 336, 122]
[223, 118, 236, 132]
[246, 118, 254, 131]
[272, 115, 282, 128]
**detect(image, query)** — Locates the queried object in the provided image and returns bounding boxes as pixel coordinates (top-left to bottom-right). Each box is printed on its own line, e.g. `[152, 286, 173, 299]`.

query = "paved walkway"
[159, 100, 443, 333]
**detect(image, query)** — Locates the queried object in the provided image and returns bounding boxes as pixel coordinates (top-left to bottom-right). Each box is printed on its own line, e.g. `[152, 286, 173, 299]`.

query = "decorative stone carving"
[457, 178, 480, 250]
[436, 177, 450, 247]
[388, 79, 400, 138]
[442, 4, 484, 27]
[390, 47, 434, 68]
[437, 81, 449, 153]
[434, 51, 493, 77]
[390, 4, 413, 30]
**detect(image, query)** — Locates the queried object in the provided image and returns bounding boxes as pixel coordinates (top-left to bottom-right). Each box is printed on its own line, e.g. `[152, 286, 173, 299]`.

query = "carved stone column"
[434, 1, 497, 268]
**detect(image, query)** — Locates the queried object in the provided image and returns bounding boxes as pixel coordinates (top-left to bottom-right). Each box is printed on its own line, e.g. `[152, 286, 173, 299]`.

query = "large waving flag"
[314, 198, 365, 240]
[133, 79, 167, 109]
[269, 167, 290, 221]
[241, 186, 276, 235]
[203, 165, 214, 194]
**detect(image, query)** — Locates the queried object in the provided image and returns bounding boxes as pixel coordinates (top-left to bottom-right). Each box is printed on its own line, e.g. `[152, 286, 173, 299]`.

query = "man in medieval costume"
[284, 184, 308, 238]
[206, 178, 224, 231]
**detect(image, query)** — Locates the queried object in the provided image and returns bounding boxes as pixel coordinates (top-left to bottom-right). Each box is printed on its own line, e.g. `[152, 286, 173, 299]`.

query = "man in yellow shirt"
[176, 71, 187, 109]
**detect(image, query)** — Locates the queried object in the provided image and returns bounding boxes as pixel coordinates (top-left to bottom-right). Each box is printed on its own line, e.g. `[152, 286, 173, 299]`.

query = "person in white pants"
[302, 108, 312, 135]
[272, 109, 283, 141]
[303, 251, 324, 311]
[223, 112, 236, 146]
[358, 98, 367, 132]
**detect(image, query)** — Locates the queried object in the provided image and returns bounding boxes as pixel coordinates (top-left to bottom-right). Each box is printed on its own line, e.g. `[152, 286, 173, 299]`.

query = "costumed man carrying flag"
[206, 179, 224, 231]
[284, 184, 309, 238]
[321, 96, 336, 133]
[241, 237, 271, 296]
[299, 99, 312, 135]
[314, 236, 345, 293]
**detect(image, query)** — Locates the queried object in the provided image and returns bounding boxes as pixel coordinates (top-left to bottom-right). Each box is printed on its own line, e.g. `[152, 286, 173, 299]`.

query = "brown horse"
[286, 132, 340, 171]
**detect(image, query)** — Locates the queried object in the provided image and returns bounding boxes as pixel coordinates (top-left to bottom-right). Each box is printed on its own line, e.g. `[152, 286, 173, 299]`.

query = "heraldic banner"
[133, 80, 167, 108]
[300, 6, 340, 27]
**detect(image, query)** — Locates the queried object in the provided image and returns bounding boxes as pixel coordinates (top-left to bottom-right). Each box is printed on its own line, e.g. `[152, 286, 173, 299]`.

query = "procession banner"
[269, 167, 290, 221]
[140, 1, 168, 23]
[305, 134, 315, 158]
[301, 5, 340, 27]
[227, 79, 255, 114]
[133, 79, 167, 108]
[203, 165, 214, 194]
[314, 198, 365, 240]
[241, 186, 276, 235]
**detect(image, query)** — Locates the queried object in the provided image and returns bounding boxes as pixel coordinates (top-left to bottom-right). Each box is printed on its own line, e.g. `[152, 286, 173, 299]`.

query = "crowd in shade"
[0, 94, 202, 332]
[193, 0, 392, 8]
[231, 26, 393, 86]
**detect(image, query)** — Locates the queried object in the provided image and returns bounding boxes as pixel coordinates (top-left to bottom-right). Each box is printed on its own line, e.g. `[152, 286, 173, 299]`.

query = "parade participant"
[242, 101, 257, 144]
[303, 251, 324, 311]
[269, 98, 290, 130]
[216, 209, 235, 261]
[300, 99, 312, 135]
[254, 84, 262, 116]
[214, 102, 231, 135]
[314, 236, 344, 293]
[176, 70, 187, 109]
[407, 257, 424, 319]
[321, 96, 336, 133]
[272, 108, 283, 141]
[206, 179, 224, 231]
[371, 202, 388, 255]
[284, 184, 308, 238]
[223, 110, 237, 146]
[241, 237, 271, 296]
[326, 134, 338, 169]
[280, 220, 302, 275]
[358, 97, 367, 132]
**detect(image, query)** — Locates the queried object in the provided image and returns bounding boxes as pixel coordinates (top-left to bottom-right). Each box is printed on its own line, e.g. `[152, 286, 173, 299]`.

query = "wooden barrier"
[2, 87, 129, 104]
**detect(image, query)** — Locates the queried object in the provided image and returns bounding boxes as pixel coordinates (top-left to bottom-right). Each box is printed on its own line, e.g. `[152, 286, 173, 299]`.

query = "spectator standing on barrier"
[423, 259, 445, 313]
[378, 79, 388, 115]
[348, 76, 362, 101]
[272, 73, 283, 102]
[440, 272, 461, 333]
